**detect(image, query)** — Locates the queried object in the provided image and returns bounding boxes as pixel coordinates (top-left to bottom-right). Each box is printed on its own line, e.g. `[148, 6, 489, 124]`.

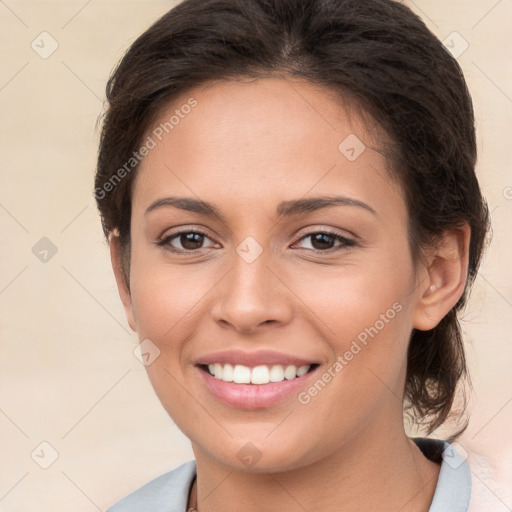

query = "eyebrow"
[145, 195, 377, 220]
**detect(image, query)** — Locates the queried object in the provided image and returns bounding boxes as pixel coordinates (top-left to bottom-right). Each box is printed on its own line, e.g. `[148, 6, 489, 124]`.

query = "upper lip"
[195, 350, 317, 367]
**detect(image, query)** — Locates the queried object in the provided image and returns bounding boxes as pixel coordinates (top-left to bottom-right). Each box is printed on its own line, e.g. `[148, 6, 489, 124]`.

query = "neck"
[191, 425, 440, 512]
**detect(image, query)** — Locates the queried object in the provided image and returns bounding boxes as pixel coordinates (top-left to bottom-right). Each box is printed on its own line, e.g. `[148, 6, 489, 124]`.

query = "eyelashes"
[156, 229, 356, 254]
[157, 230, 218, 252]
[296, 231, 356, 252]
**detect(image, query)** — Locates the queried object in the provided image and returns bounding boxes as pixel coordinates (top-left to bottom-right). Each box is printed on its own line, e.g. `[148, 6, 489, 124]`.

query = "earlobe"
[109, 233, 137, 332]
[413, 224, 471, 331]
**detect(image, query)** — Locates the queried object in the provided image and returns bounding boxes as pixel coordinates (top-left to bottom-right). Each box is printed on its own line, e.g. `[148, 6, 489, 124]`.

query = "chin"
[192, 431, 322, 474]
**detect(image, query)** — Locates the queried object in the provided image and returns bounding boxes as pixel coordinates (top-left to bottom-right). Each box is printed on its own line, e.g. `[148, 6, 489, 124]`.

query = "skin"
[110, 77, 470, 512]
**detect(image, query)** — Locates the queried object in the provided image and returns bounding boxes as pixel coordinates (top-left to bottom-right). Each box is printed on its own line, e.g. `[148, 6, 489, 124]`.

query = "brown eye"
[178, 232, 205, 250]
[310, 233, 336, 250]
[158, 230, 217, 252]
[294, 231, 355, 253]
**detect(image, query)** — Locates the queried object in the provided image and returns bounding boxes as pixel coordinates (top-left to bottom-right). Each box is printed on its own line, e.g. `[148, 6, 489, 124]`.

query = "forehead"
[133, 77, 403, 221]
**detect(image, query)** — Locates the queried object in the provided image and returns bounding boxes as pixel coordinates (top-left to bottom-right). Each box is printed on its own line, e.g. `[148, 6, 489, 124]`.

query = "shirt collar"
[413, 437, 472, 512]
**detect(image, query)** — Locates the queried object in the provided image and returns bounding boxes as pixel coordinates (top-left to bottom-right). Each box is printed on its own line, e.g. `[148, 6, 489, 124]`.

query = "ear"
[413, 224, 471, 331]
[109, 233, 137, 332]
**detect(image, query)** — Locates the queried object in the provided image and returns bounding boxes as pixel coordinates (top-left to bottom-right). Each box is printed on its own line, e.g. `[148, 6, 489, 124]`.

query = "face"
[116, 77, 431, 472]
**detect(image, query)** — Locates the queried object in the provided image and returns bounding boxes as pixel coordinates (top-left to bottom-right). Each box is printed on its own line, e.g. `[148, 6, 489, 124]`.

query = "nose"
[210, 248, 293, 335]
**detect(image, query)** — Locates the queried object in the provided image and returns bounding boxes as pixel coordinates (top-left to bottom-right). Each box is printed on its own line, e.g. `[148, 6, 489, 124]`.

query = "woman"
[94, 0, 490, 510]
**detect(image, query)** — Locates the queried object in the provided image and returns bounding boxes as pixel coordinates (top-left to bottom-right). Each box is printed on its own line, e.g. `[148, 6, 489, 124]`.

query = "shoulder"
[106, 460, 197, 512]
[412, 437, 471, 512]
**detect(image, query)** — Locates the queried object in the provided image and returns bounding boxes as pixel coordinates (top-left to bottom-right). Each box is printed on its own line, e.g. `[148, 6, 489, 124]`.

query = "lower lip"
[197, 367, 318, 409]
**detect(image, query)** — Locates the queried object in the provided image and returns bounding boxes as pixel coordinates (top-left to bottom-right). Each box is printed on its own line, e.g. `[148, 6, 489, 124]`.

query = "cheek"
[293, 245, 414, 343]
[127, 253, 215, 432]
[293, 245, 416, 396]
[129, 253, 214, 344]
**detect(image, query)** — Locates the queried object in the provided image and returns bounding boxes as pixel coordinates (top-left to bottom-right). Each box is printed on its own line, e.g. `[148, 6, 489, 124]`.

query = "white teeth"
[269, 365, 285, 382]
[251, 365, 270, 384]
[233, 364, 251, 383]
[284, 365, 297, 380]
[207, 363, 312, 384]
[213, 363, 223, 379]
[222, 363, 234, 382]
[296, 365, 309, 377]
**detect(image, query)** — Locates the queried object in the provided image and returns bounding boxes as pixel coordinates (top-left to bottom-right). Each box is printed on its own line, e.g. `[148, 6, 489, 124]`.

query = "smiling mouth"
[199, 363, 319, 385]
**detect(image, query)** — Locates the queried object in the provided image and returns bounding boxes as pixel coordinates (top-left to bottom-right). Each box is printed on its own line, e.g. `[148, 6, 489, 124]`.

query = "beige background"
[0, 0, 511, 510]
